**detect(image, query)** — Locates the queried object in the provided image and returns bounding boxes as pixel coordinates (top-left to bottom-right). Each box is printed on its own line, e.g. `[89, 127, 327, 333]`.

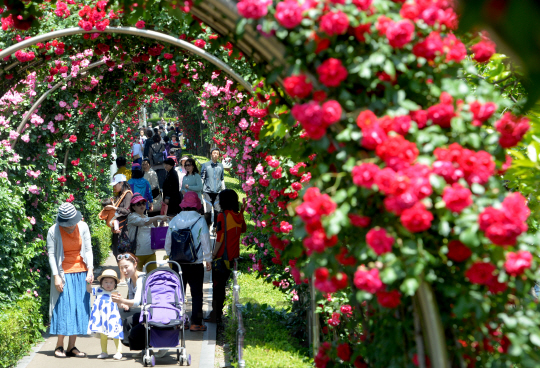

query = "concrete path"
[19, 249, 215, 368]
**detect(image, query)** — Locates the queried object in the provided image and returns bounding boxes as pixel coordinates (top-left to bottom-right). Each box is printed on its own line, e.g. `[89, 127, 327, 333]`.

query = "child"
[99, 198, 119, 231]
[87, 269, 125, 360]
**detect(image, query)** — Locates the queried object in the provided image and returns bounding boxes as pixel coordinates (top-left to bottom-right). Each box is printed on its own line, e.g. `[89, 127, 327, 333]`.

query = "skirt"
[50, 271, 91, 336]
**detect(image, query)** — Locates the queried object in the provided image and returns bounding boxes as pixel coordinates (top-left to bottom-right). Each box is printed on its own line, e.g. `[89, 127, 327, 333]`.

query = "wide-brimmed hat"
[56, 203, 82, 227]
[130, 192, 147, 204]
[180, 156, 189, 162]
[97, 269, 120, 283]
[163, 157, 176, 166]
[180, 191, 202, 211]
[110, 173, 127, 186]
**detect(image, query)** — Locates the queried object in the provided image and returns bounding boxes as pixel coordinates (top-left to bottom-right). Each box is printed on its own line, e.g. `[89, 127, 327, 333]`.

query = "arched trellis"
[3, 26, 253, 151]
[0, 27, 252, 92]
[0, 17, 451, 368]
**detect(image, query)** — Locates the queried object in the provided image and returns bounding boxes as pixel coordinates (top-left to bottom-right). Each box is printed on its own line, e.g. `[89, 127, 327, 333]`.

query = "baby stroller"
[140, 260, 191, 366]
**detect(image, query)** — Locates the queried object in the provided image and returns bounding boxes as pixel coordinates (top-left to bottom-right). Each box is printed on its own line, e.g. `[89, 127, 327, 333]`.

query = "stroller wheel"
[187, 354, 191, 366]
[179, 357, 184, 366]
[151, 355, 156, 367]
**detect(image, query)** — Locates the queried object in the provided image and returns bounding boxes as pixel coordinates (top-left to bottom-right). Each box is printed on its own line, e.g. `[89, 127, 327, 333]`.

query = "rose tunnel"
[1, 0, 539, 367]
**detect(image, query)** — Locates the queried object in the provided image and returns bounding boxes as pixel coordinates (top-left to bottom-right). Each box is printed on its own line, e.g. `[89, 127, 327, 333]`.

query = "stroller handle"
[142, 260, 182, 274]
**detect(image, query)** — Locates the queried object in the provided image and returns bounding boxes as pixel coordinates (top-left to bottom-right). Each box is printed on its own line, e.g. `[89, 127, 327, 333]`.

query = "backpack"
[130, 179, 149, 201]
[151, 144, 164, 165]
[170, 217, 203, 264]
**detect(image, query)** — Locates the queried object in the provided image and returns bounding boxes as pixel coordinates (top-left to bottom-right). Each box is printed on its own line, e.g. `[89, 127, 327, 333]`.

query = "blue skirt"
[50, 271, 90, 336]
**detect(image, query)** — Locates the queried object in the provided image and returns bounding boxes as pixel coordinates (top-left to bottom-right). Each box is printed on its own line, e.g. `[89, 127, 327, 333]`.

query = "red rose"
[337, 343, 351, 362]
[314, 267, 329, 281]
[442, 183, 472, 213]
[316, 58, 348, 88]
[386, 19, 414, 48]
[409, 109, 427, 129]
[351, 163, 380, 188]
[400, 202, 433, 233]
[485, 222, 523, 246]
[412, 31, 444, 61]
[163, 53, 173, 59]
[353, 268, 383, 293]
[376, 289, 401, 308]
[502, 192, 530, 223]
[471, 37, 496, 63]
[237, 0, 269, 19]
[443, 34, 467, 63]
[320, 10, 349, 36]
[361, 123, 388, 150]
[366, 228, 394, 255]
[292, 101, 327, 140]
[68, 135, 77, 143]
[279, 221, 293, 233]
[446, 240, 472, 262]
[504, 250, 532, 276]
[275, 0, 303, 29]
[194, 39, 206, 48]
[494, 112, 530, 148]
[340, 304, 353, 316]
[427, 102, 455, 128]
[321, 100, 342, 125]
[356, 110, 378, 130]
[375, 135, 418, 171]
[465, 261, 496, 285]
[486, 277, 507, 294]
[353, 23, 372, 42]
[400, 2, 419, 19]
[470, 101, 497, 126]
[284, 75, 313, 98]
[376, 15, 392, 34]
[135, 20, 145, 29]
[348, 214, 371, 228]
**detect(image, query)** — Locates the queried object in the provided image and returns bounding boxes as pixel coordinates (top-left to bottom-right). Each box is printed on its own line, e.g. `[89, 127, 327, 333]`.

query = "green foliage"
[0, 296, 45, 368]
[91, 224, 112, 269]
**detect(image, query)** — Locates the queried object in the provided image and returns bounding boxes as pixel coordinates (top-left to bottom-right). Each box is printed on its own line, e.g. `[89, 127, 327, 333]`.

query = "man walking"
[200, 148, 225, 234]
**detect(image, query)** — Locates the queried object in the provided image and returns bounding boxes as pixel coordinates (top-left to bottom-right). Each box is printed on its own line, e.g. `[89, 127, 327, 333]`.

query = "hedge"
[0, 297, 45, 368]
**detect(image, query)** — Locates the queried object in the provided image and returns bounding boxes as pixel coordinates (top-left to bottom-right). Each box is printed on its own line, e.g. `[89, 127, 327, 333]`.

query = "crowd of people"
[47, 128, 246, 360]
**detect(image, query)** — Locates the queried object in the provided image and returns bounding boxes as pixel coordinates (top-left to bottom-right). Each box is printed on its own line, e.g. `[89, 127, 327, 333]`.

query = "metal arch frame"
[9, 60, 107, 148]
[0, 26, 252, 92]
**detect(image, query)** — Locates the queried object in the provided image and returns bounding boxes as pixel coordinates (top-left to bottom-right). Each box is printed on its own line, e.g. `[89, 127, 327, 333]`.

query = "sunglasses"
[134, 202, 146, 206]
[184, 164, 193, 167]
[117, 254, 134, 261]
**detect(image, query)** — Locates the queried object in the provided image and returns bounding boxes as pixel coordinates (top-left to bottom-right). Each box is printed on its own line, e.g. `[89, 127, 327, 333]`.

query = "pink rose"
[353, 268, 383, 294]
[237, 0, 270, 19]
[386, 19, 414, 48]
[275, 0, 303, 29]
[319, 10, 349, 36]
[316, 58, 348, 88]
[442, 183, 472, 213]
[366, 228, 394, 255]
[504, 250, 532, 276]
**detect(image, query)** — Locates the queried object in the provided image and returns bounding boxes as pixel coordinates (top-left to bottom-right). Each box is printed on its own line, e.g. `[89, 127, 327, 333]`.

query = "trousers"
[172, 263, 205, 325]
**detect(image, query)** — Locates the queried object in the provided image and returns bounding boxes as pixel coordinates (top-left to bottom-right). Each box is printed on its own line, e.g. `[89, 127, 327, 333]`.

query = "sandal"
[54, 346, 67, 358]
[66, 346, 87, 358]
[189, 324, 207, 332]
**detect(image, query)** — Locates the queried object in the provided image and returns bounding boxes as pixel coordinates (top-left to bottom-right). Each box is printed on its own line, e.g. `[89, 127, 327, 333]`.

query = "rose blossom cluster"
[78, 1, 110, 31]
[353, 267, 402, 308]
[478, 193, 530, 246]
[295, 187, 338, 254]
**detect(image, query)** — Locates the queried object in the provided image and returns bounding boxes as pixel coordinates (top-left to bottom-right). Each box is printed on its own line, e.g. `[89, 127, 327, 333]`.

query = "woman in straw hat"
[46, 202, 93, 358]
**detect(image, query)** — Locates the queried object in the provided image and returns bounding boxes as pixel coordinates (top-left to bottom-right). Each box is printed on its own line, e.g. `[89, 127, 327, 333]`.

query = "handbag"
[151, 144, 164, 165]
[151, 187, 161, 199]
[212, 212, 231, 274]
[151, 225, 168, 250]
[170, 217, 203, 263]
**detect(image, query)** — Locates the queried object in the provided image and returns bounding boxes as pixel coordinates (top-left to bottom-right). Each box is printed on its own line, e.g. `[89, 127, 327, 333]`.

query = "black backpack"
[170, 217, 203, 263]
[151, 144, 164, 165]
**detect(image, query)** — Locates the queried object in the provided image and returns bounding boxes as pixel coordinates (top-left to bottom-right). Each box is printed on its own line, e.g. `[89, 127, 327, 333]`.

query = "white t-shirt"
[132, 143, 142, 157]
[127, 212, 155, 256]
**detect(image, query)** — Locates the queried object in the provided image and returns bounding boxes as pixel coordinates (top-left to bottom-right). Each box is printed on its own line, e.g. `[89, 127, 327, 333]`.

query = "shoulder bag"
[118, 223, 138, 254]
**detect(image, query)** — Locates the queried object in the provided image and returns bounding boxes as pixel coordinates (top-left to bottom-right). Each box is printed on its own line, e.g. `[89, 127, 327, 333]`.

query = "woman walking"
[181, 157, 203, 202]
[47, 203, 94, 358]
[127, 193, 170, 273]
[162, 157, 182, 216]
[204, 189, 246, 324]
[149, 134, 167, 189]
[128, 164, 153, 212]
[111, 174, 133, 284]
[176, 156, 188, 190]
[164, 192, 212, 331]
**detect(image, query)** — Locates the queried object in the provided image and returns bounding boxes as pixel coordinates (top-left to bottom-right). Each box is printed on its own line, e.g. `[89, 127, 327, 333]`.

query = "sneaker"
[154, 350, 168, 358]
[113, 352, 122, 360]
[132, 351, 142, 359]
[97, 352, 108, 359]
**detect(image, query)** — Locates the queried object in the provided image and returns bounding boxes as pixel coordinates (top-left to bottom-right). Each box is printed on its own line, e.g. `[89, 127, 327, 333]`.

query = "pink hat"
[130, 192, 147, 204]
[180, 191, 202, 211]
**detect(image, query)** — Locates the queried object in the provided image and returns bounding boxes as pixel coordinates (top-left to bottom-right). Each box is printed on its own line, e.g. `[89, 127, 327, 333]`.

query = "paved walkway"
[19, 249, 215, 368]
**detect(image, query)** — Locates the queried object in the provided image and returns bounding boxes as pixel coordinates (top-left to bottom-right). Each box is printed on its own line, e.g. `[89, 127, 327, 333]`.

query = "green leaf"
[400, 278, 419, 296]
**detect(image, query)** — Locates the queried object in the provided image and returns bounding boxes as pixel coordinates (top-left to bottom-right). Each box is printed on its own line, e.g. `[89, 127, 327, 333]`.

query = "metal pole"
[0, 27, 252, 91]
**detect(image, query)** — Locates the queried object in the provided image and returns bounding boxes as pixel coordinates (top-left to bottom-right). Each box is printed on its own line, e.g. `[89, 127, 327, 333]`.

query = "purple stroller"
[139, 260, 191, 366]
